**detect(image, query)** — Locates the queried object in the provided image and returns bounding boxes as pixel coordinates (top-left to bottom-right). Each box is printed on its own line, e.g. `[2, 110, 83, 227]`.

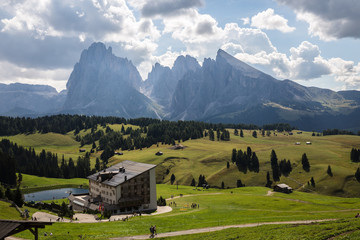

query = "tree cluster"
[231, 147, 260, 173]
[0, 139, 93, 179]
[270, 150, 293, 182]
[157, 196, 167, 206]
[322, 129, 356, 136]
[351, 148, 360, 162]
[197, 175, 207, 187]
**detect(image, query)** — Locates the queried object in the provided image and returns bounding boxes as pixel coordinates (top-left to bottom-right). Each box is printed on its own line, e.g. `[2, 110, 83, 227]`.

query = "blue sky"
[0, 0, 359, 92]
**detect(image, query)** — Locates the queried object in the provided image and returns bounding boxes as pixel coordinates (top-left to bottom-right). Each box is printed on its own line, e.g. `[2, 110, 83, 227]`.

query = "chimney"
[124, 176, 127, 181]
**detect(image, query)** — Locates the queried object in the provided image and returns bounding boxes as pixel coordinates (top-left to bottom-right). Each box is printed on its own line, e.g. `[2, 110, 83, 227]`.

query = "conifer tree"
[14, 186, 23, 207]
[170, 174, 176, 185]
[240, 129, 244, 137]
[231, 148, 237, 163]
[270, 150, 280, 181]
[237, 179, 244, 187]
[302, 153, 310, 172]
[221, 181, 225, 189]
[355, 168, 360, 182]
[310, 177, 315, 187]
[252, 131, 257, 138]
[227, 161, 230, 169]
[191, 178, 196, 186]
[327, 165, 333, 177]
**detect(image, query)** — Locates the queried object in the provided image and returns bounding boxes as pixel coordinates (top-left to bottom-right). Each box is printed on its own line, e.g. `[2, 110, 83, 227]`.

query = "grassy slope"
[2, 128, 360, 197]
[8, 185, 360, 239]
[165, 219, 360, 240]
[20, 174, 88, 193]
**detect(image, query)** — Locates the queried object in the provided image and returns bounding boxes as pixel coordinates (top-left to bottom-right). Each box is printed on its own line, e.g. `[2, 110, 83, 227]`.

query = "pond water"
[24, 188, 88, 202]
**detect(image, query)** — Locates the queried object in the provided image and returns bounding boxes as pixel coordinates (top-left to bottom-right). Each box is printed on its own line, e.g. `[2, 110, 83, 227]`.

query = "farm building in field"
[69, 160, 157, 214]
[273, 184, 293, 194]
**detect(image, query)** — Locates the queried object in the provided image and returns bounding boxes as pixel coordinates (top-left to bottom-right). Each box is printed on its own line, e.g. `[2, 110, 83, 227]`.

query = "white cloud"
[277, 0, 360, 40]
[0, 60, 69, 91]
[251, 8, 295, 33]
[241, 17, 250, 25]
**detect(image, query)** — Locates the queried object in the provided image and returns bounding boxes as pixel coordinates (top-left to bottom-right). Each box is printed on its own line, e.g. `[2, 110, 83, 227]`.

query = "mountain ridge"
[0, 42, 359, 131]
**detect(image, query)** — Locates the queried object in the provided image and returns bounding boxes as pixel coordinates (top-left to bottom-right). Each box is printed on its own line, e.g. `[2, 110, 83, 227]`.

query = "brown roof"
[0, 219, 52, 239]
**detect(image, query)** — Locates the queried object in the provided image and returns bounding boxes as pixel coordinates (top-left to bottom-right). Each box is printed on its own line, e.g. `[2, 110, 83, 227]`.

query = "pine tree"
[95, 158, 101, 171]
[191, 178, 196, 186]
[231, 148, 237, 163]
[227, 161, 230, 168]
[17, 172, 22, 186]
[355, 168, 360, 182]
[234, 129, 239, 136]
[310, 177, 315, 187]
[252, 131, 257, 138]
[327, 165, 333, 177]
[240, 129, 244, 138]
[265, 171, 272, 188]
[14, 186, 24, 207]
[271, 150, 280, 181]
[221, 181, 225, 189]
[302, 153, 310, 172]
[170, 174, 176, 185]
[237, 179, 244, 187]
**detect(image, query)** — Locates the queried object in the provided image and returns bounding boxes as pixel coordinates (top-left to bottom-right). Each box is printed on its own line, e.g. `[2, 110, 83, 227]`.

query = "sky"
[0, 0, 359, 92]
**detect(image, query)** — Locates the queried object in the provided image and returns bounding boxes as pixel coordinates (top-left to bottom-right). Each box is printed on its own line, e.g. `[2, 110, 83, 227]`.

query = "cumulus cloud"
[251, 8, 295, 33]
[277, 0, 360, 40]
[0, 0, 161, 86]
[141, 0, 204, 17]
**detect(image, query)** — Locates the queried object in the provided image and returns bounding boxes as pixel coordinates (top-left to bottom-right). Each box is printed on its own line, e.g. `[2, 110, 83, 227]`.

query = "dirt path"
[111, 219, 336, 240]
[30, 206, 173, 223]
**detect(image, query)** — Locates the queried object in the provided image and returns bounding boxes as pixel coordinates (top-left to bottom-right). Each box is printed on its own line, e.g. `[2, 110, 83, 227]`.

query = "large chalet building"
[69, 160, 157, 214]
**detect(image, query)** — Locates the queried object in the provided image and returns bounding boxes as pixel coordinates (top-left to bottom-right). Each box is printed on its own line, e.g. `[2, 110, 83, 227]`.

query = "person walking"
[149, 225, 154, 238]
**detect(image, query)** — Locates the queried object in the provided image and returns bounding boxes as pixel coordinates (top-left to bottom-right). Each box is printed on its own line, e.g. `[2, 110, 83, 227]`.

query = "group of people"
[169, 201, 177, 207]
[149, 225, 157, 238]
[190, 203, 199, 209]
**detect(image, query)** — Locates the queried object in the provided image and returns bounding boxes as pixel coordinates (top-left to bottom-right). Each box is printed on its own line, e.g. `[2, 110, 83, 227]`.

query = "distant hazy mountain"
[0, 83, 65, 116]
[1, 43, 359, 131]
[63, 42, 161, 118]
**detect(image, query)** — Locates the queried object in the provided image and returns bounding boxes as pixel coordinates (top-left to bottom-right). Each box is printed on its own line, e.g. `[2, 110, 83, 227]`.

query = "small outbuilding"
[155, 151, 163, 156]
[273, 184, 293, 194]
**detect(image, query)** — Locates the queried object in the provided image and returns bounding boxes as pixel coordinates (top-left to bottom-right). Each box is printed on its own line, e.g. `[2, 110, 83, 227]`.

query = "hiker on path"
[149, 225, 154, 238]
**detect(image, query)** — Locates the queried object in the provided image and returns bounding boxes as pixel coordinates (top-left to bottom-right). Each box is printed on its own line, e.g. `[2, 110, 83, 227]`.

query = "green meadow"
[3, 126, 360, 197]
[2, 185, 359, 239]
[20, 174, 88, 193]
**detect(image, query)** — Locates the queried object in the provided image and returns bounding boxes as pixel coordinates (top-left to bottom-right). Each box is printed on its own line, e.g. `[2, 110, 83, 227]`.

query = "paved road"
[111, 219, 336, 240]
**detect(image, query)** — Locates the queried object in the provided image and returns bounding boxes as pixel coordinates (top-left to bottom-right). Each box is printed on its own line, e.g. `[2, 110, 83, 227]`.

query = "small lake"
[24, 188, 88, 202]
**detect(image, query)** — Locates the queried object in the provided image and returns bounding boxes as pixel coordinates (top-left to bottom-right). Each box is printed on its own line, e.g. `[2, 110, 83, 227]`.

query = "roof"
[0, 219, 52, 239]
[275, 184, 292, 189]
[87, 160, 156, 187]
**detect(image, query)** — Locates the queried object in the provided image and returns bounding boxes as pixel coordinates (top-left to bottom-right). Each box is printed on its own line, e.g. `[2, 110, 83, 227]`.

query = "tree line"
[0, 115, 296, 137]
[0, 139, 93, 181]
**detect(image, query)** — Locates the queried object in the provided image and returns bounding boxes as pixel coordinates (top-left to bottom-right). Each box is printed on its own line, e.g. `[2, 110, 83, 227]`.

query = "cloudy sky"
[0, 0, 359, 92]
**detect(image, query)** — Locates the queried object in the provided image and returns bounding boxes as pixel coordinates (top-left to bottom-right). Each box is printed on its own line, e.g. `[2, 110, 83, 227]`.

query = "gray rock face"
[170, 49, 360, 130]
[143, 55, 200, 110]
[0, 83, 65, 116]
[63, 42, 160, 118]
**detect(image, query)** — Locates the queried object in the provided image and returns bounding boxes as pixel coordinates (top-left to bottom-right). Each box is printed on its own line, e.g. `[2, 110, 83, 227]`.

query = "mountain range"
[1, 42, 360, 131]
